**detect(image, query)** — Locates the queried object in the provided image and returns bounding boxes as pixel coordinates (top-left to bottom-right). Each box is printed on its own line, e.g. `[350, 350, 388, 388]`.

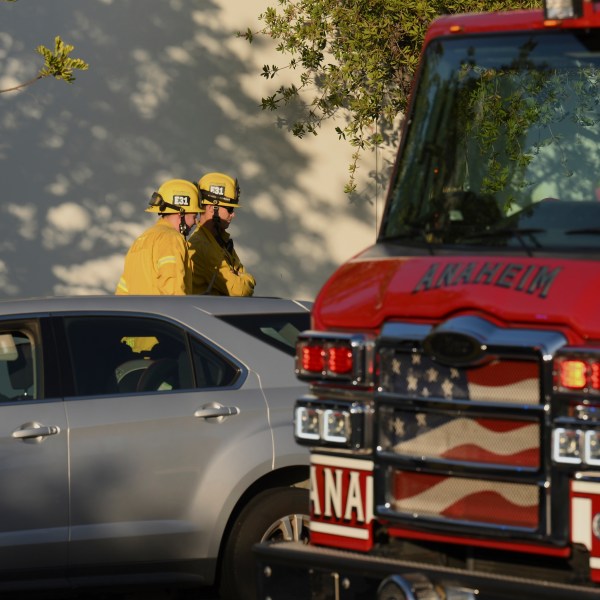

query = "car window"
[62, 315, 239, 397]
[216, 313, 310, 356]
[0, 329, 38, 402]
[190, 337, 238, 388]
[63, 316, 191, 397]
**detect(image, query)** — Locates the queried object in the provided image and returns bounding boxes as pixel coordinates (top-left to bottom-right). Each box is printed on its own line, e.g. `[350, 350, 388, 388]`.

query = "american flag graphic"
[379, 407, 540, 468]
[379, 351, 540, 405]
[391, 471, 539, 529]
[378, 351, 542, 530]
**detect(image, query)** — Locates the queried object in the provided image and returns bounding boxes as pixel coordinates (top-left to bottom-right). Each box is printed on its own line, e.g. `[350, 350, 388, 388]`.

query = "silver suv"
[0, 295, 311, 599]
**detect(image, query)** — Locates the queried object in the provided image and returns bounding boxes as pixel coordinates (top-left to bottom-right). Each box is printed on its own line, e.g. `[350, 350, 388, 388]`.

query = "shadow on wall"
[0, 0, 382, 301]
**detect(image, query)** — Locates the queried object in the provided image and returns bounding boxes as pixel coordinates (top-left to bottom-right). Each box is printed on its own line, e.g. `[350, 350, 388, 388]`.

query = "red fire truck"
[255, 0, 600, 598]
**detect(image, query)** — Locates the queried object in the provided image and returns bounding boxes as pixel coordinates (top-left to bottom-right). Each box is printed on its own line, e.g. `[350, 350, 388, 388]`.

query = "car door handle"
[194, 404, 240, 419]
[12, 422, 61, 440]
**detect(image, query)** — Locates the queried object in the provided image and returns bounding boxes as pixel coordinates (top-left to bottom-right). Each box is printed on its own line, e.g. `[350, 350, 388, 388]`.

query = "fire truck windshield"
[382, 30, 600, 254]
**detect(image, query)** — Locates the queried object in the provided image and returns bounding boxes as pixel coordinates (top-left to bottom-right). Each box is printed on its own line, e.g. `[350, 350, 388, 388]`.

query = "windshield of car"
[381, 29, 600, 253]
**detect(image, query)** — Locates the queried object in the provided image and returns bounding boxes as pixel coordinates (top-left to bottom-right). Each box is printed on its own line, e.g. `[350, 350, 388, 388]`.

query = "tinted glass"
[217, 313, 310, 356]
[63, 316, 191, 396]
[190, 337, 239, 388]
[0, 330, 37, 401]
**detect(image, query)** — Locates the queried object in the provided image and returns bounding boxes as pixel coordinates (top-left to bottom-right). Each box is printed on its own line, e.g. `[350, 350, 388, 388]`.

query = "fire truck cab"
[255, 0, 600, 598]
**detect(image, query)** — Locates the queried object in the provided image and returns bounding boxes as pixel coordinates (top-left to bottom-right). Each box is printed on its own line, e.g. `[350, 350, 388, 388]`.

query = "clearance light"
[559, 360, 587, 389]
[295, 332, 375, 386]
[544, 0, 583, 19]
[294, 399, 371, 449]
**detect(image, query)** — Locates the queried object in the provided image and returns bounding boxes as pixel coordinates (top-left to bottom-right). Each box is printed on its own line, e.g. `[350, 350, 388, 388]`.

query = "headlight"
[585, 430, 600, 466]
[322, 408, 351, 443]
[295, 405, 321, 440]
[294, 398, 371, 450]
[553, 427, 582, 464]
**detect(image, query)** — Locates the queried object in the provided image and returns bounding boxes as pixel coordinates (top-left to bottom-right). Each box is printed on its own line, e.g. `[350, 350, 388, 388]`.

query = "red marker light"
[327, 345, 353, 374]
[300, 343, 325, 373]
[591, 362, 600, 391]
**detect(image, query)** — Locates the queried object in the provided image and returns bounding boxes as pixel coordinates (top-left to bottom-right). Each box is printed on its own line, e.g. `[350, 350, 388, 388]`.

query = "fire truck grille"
[378, 406, 540, 468]
[391, 470, 540, 529]
[378, 351, 540, 405]
[377, 350, 545, 533]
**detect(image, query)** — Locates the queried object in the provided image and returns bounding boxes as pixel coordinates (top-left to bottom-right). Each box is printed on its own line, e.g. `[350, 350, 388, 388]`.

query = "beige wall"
[0, 0, 392, 300]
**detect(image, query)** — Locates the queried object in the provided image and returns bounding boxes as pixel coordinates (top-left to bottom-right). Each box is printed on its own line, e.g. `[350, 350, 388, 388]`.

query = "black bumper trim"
[254, 541, 600, 600]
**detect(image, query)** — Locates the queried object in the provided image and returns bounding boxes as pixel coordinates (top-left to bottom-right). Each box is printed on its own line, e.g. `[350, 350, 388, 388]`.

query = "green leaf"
[246, 0, 543, 193]
[36, 35, 89, 84]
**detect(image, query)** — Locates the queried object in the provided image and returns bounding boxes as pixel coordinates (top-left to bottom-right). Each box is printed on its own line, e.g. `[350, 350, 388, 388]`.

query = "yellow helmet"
[146, 179, 201, 214]
[198, 172, 240, 209]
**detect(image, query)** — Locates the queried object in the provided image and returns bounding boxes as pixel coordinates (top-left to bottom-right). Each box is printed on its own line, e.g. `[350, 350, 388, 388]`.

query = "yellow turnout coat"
[116, 219, 192, 295]
[188, 226, 255, 296]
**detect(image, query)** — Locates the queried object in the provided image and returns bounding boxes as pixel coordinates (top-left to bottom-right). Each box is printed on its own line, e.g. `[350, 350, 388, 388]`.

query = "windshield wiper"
[387, 227, 437, 255]
[458, 227, 545, 256]
[565, 228, 600, 235]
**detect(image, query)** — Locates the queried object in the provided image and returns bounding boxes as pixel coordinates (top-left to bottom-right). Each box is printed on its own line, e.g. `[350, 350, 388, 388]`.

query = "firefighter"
[189, 172, 256, 296]
[115, 178, 200, 295]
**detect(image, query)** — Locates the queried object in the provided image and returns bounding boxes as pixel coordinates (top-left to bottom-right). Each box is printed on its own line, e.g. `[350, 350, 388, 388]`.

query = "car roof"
[0, 295, 313, 318]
